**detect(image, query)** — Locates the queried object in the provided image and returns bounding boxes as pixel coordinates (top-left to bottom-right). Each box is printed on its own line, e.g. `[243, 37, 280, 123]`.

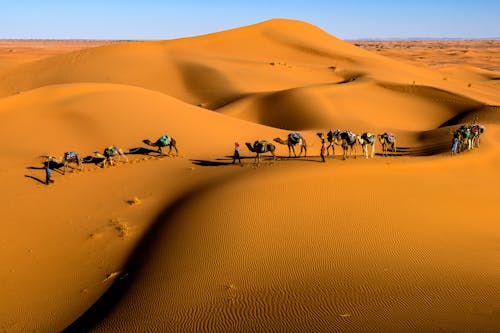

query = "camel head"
[273, 137, 285, 144]
[42, 155, 60, 164]
[316, 132, 325, 140]
[93, 151, 105, 158]
[245, 142, 255, 152]
[142, 139, 153, 146]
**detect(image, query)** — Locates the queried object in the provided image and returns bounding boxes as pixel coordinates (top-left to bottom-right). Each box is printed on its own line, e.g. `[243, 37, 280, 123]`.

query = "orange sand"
[0, 19, 499, 332]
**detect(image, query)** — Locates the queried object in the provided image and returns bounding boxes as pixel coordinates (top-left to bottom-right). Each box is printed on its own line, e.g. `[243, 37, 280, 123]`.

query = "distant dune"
[0, 19, 499, 333]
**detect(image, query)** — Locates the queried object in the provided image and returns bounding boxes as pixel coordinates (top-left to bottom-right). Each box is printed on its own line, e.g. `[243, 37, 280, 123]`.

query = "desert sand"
[0, 19, 499, 332]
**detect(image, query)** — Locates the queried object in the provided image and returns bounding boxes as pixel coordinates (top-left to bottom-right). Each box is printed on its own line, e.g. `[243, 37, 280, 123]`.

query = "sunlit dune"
[0, 19, 499, 332]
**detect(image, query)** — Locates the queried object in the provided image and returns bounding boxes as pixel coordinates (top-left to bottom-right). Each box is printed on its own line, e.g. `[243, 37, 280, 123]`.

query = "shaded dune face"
[71, 155, 500, 333]
[1, 18, 500, 333]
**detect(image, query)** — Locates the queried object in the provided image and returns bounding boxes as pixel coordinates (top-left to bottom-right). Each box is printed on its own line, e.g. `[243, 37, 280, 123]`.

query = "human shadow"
[191, 155, 259, 167]
[24, 175, 46, 184]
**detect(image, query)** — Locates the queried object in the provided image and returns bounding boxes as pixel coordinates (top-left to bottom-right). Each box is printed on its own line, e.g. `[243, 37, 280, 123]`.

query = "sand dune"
[0, 82, 284, 164]
[66, 131, 500, 332]
[0, 19, 499, 332]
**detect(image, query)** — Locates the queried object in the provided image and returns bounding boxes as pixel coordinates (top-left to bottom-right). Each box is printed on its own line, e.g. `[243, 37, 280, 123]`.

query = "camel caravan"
[38, 123, 486, 184]
[41, 134, 178, 180]
[249, 123, 485, 164]
[451, 124, 486, 155]
[316, 130, 383, 160]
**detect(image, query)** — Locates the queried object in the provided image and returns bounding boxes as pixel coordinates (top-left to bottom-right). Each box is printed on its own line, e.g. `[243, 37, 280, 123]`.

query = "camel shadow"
[128, 147, 158, 156]
[27, 160, 64, 174]
[375, 144, 450, 157]
[82, 155, 105, 165]
[281, 156, 326, 163]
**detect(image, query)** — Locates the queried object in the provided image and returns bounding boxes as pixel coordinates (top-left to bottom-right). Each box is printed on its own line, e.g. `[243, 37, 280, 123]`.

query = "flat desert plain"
[0, 19, 499, 332]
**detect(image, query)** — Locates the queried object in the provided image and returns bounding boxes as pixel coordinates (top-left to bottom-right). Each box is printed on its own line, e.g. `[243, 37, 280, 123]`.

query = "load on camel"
[143, 135, 178, 156]
[273, 132, 307, 158]
[245, 140, 276, 165]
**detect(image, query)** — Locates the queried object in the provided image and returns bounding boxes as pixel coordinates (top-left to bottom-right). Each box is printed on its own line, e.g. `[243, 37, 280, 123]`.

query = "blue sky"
[1, 0, 499, 40]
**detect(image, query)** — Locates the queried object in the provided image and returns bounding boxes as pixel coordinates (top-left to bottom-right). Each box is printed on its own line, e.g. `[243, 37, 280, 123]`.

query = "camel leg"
[326, 143, 333, 156]
[370, 143, 375, 158]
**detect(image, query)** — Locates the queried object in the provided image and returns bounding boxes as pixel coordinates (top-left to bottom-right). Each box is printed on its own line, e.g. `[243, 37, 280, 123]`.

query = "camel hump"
[342, 131, 356, 144]
[64, 151, 77, 160]
[105, 146, 117, 156]
[158, 135, 171, 147]
[363, 132, 375, 142]
[385, 133, 396, 143]
[288, 132, 302, 144]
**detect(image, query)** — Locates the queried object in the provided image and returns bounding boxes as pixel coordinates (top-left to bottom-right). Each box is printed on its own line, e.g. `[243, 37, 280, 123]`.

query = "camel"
[245, 140, 276, 165]
[46, 151, 84, 175]
[321, 130, 342, 156]
[357, 132, 376, 159]
[143, 135, 178, 156]
[470, 124, 485, 148]
[455, 125, 472, 153]
[94, 146, 128, 167]
[329, 130, 357, 160]
[273, 132, 307, 158]
[377, 133, 396, 156]
[315, 130, 343, 156]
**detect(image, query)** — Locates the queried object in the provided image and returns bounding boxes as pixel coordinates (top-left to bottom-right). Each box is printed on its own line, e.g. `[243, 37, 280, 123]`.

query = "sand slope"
[0, 19, 499, 332]
[70, 131, 500, 333]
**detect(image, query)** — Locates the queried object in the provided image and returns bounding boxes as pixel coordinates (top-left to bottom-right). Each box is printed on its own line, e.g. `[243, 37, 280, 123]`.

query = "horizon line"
[1, 37, 500, 42]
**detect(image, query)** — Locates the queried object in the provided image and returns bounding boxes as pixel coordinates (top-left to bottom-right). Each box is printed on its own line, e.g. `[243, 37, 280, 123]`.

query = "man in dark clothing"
[45, 160, 55, 185]
[232, 142, 242, 164]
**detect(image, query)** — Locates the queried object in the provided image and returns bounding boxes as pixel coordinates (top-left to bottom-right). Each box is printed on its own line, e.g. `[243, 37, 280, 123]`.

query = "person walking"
[320, 138, 327, 162]
[45, 159, 55, 185]
[232, 142, 242, 164]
